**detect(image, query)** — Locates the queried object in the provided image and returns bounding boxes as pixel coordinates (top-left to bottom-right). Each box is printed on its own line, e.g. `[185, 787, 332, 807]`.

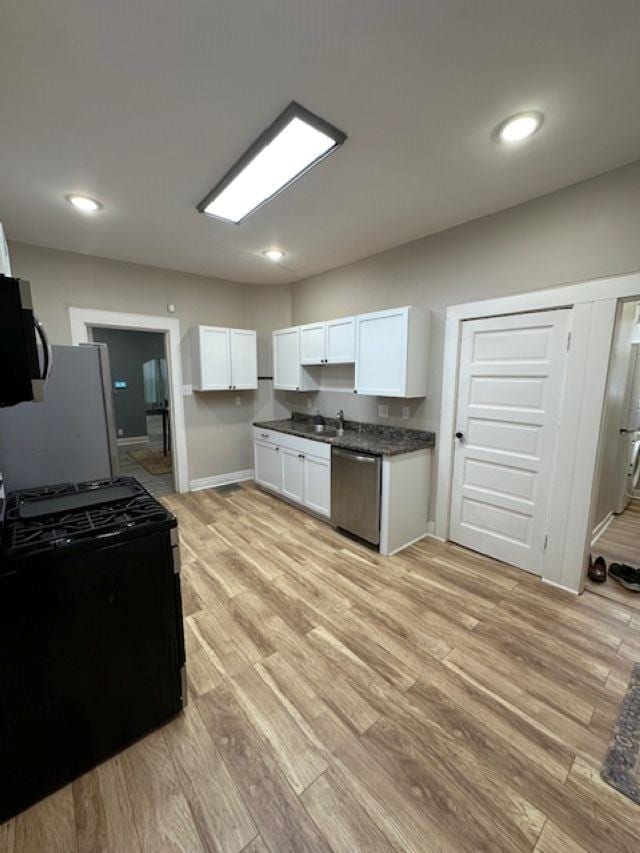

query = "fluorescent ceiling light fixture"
[494, 111, 544, 143]
[263, 249, 285, 261]
[198, 101, 347, 224]
[66, 194, 103, 213]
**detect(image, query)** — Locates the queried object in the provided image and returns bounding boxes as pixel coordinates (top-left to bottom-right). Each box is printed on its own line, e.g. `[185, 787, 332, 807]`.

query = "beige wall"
[9, 158, 640, 502]
[289, 160, 640, 517]
[8, 241, 291, 483]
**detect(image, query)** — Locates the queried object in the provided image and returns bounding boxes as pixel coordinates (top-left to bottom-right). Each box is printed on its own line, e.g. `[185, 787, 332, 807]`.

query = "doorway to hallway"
[91, 326, 174, 498]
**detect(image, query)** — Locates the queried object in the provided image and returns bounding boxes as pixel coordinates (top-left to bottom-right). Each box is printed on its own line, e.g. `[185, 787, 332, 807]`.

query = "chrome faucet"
[336, 409, 345, 434]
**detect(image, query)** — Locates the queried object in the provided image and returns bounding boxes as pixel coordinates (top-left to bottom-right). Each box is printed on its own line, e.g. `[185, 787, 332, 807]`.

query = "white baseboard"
[117, 435, 150, 446]
[591, 511, 614, 546]
[190, 469, 254, 492]
[542, 577, 579, 596]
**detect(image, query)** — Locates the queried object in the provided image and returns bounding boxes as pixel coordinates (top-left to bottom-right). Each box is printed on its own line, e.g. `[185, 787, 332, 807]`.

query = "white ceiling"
[1, 1, 640, 284]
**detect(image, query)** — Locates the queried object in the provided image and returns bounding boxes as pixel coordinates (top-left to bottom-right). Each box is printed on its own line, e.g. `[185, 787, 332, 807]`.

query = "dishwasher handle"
[332, 448, 378, 464]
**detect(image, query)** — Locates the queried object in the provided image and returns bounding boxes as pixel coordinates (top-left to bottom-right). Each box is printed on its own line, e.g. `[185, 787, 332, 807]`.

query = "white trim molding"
[435, 269, 640, 595]
[190, 469, 254, 492]
[117, 435, 150, 447]
[591, 511, 614, 547]
[69, 307, 190, 493]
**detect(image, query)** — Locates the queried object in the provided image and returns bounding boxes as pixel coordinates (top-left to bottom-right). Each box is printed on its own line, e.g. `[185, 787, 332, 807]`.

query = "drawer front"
[252, 427, 331, 460]
[253, 427, 280, 445]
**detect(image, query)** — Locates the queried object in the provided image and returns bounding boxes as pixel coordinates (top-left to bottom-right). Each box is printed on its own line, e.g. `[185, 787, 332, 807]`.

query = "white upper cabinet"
[300, 317, 356, 365]
[273, 327, 302, 390]
[355, 307, 428, 397]
[229, 329, 258, 389]
[273, 327, 317, 391]
[300, 323, 326, 364]
[326, 317, 355, 363]
[191, 325, 257, 391]
[273, 307, 427, 397]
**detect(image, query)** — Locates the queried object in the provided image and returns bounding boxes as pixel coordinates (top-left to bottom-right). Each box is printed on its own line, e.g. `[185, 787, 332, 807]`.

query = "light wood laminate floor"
[3, 484, 640, 852]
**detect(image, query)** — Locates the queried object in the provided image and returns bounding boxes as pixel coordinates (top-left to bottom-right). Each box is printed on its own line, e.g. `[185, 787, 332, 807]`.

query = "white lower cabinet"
[303, 455, 331, 516]
[253, 428, 331, 517]
[281, 448, 305, 503]
[254, 441, 282, 492]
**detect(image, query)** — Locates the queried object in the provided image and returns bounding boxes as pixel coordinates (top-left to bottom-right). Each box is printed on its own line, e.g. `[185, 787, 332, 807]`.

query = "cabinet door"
[229, 329, 257, 389]
[201, 327, 231, 390]
[281, 448, 305, 503]
[326, 317, 355, 363]
[273, 328, 302, 390]
[355, 308, 408, 396]
[254, 441, 282, 492]
[303, 454, 331, 517]
[300, 323, 326, 365]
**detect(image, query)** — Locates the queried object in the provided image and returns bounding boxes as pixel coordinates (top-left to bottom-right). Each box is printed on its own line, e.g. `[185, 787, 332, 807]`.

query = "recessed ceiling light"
[198, 101, 347, 224]
[263, 249, 285, 262]
[66, 194, 102, 213]
[495, 111, 544, 143]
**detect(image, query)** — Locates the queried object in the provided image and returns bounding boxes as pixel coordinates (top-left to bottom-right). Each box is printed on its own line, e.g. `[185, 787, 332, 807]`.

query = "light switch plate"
[235, 396, 242, 406]
[402, 406, 410, 419]
[378, 404, 389, 418]
[182, 384, 193, 396]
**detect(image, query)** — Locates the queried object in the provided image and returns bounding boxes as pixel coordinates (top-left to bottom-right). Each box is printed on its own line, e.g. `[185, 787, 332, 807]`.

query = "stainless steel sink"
[295, 424, 340, 438]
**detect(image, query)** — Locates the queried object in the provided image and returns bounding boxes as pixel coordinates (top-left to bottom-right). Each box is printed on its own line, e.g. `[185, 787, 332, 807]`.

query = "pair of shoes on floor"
[609, 562, 640, 592]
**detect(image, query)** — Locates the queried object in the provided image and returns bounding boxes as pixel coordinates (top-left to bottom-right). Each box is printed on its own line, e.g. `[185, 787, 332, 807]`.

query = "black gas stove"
[0, 475, 186, 822]
[1, 476, 174, 564]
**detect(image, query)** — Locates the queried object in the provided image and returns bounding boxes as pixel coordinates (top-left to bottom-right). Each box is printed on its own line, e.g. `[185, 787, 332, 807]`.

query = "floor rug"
[213, 483, 241, 495]
[128, 447, 173, 475]
[601, 662, 640, 804]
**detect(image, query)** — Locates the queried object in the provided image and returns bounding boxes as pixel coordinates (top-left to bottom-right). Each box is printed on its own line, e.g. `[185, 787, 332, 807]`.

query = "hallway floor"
[117, 414, 174, 498]
[590, 499, 640, 611]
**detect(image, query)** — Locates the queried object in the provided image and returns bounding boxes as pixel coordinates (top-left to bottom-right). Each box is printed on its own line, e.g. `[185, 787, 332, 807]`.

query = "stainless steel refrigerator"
[0, 343, 119, 491]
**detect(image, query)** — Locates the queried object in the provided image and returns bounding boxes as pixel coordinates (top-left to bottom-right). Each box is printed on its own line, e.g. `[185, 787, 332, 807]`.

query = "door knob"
[455, 431, 464, 440]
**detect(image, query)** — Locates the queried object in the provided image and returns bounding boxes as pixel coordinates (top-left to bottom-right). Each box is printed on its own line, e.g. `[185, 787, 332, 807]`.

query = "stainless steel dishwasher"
[331, 447, 381, 545]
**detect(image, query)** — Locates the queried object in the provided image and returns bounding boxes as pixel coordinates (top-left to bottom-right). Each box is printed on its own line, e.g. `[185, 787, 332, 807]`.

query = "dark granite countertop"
[253, 412, 435, 457]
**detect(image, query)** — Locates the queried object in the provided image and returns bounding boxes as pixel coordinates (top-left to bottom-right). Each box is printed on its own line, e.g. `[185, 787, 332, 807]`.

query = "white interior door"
[229, 329, 257, 389]
[201, 327, 231, 390]
[449, 309, 571, 574]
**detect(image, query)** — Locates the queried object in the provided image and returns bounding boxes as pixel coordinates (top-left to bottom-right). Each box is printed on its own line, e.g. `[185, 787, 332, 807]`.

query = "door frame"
[69, 307, 189, 493]
[435, 270, 640, 594]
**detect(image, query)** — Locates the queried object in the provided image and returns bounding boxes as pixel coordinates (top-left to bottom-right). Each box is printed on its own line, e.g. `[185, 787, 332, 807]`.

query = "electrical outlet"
[307, 398, 313, 410]
[378, 404, 389, 418]
[182, 384, 193, 396]
[235, 396, 241, 406]
[117, 428, 124, 437]
[402, 406, 410, 419]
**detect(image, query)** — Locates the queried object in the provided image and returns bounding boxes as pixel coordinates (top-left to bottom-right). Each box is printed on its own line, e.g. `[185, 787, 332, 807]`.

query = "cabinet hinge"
[543, 534, 548, 551]
[566, 332, 572, 352]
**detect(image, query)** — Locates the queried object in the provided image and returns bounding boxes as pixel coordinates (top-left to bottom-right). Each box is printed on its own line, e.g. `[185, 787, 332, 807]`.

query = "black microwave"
[0, 275, 50, 407]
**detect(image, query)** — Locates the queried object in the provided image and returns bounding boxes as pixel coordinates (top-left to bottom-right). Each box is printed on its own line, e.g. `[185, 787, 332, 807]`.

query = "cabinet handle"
[354, 389, 358, 394]
[296, 386, 300, 390]
[261, 433, 269, 438]
[298, 453, 304, 459]
[275, 447, 279, 452]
